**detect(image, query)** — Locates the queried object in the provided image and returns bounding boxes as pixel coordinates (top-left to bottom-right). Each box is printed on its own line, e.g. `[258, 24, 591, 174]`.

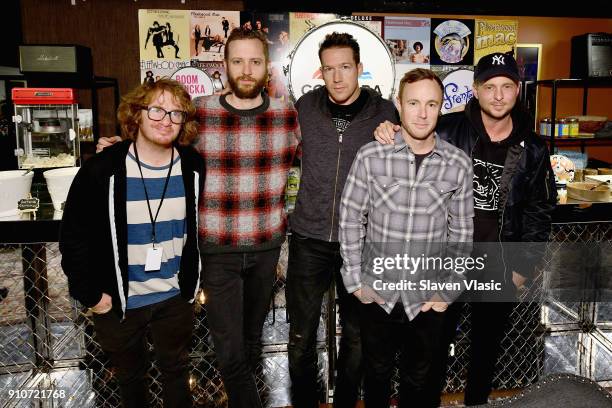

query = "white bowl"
[0, 170, 34, 218]
[43, 167, 80, 211]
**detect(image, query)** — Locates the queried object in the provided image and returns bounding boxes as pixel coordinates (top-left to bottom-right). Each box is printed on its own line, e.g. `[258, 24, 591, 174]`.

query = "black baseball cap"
[474, 52, 520, 83]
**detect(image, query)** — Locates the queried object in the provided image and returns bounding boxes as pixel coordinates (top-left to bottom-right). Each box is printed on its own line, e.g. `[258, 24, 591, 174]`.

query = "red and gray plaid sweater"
[193, 94, 300, 253]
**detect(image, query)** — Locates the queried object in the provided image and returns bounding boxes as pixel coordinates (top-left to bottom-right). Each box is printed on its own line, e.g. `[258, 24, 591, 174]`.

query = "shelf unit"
[527, 78, 612, 153]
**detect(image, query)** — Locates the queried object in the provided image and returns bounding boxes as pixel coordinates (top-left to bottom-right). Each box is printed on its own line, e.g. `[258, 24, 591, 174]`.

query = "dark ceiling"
[245, 0, 612, 18]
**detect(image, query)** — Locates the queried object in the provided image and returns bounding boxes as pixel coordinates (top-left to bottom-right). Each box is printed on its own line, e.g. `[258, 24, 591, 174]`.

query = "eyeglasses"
[141, 106, 187, 124]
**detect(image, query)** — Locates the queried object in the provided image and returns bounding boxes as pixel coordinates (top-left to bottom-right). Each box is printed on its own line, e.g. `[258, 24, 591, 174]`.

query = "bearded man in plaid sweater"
[193, 28, 300, 408]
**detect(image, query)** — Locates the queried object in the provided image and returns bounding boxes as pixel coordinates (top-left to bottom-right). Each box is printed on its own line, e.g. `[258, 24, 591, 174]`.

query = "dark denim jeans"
[202, 248, 281, 408]
[440, 301, 514, 406]
[92, 294, 194, 408]
[286, 232, 362, 408]
[361, 303, 446, 408]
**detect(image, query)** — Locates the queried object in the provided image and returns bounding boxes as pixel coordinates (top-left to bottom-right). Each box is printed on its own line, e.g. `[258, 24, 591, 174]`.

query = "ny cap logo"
[492, 55, 505, 65]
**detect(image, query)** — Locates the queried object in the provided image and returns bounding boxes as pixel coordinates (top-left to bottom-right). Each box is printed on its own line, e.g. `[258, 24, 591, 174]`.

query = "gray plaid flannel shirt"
[339, 132, 474, 318]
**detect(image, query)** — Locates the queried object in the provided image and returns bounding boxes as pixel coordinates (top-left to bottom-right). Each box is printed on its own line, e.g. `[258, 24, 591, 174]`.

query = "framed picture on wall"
[515, 43, 542, 81]
[515, 43, 542, 128]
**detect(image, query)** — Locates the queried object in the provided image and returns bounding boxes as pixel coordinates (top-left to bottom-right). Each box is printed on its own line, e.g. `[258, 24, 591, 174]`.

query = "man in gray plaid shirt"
[339, 68, 474, 407]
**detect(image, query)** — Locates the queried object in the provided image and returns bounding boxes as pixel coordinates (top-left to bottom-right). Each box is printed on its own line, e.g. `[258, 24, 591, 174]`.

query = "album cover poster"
[384, 17, 431, 65]
[432, 65, 474, 114]
[240, 12, 291, 62]
[140, 60, 191, 85]
[474, 19, 518, 64]
[190, 61, 228, 94]
[289, 12, 338, 47]
[139, 9, 190, 61]
[430, 18, 475, 66]
[349, 15, 384, 37]
[189, 10, 240, 61]
[266, 61, 290, 102]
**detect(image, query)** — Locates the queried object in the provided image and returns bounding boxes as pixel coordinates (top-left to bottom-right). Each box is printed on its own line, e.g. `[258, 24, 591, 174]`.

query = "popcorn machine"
[12, 88, 80, 169]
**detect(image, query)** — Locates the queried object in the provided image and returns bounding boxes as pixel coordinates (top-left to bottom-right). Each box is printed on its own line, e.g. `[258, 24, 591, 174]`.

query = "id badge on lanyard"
[145, 247, 164, 271]
[134, 143, 174, 273]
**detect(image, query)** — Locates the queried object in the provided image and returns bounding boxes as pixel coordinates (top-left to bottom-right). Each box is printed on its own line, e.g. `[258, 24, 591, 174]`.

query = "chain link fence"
[1, 221, 610, 407]
[436, 221, 612, 398]
[0, 240, 328, 408]
[540, 222, 612, 388]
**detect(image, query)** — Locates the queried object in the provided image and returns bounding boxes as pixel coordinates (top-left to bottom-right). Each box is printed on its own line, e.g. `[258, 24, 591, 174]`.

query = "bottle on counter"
[557, 118, 569, 137]
[567, 118, 579, 136]
[539, 117, 552, 136]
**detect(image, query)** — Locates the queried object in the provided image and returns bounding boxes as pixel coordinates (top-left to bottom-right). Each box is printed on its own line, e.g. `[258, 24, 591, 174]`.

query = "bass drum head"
[287, 20, 395, 102]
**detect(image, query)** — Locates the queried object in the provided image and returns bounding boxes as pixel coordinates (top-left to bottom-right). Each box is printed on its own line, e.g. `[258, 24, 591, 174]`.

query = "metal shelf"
[538, 135, 612, 149]
[530, 78, 612, 154]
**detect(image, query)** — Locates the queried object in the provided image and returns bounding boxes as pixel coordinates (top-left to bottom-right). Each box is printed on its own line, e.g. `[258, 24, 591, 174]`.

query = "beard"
[227, 73, 268, 99]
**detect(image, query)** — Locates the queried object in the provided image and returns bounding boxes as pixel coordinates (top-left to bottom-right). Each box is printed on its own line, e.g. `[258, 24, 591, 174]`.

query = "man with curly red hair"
[60, 78, 205, 408]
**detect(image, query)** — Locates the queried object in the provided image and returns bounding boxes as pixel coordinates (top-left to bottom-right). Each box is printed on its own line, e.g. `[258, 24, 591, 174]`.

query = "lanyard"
[133, 143, 174, 247]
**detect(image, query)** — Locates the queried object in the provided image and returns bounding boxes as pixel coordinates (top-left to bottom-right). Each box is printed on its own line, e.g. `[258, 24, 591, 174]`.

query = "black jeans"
[202, 248, 280, 408]
[361, 303, 446, 408]
[440, 301, 514, 406]
[92, 294, 194, 408]
[286, 233, 362, 408]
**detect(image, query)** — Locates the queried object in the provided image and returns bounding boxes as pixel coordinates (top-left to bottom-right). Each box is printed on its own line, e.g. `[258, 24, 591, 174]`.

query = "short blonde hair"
[117, 78, 197, 146]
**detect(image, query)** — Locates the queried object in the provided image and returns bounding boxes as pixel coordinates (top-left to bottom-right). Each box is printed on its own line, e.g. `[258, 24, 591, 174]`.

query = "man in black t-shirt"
[287, 32, 398, 408]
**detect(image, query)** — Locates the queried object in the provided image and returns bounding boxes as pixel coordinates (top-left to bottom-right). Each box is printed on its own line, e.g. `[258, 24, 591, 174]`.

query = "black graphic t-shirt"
[472, 135, 508, 242]
[327, 90, 369, 136]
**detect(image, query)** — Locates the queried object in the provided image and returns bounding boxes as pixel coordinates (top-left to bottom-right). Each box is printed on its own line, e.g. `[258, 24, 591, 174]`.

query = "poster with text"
[139, 9, 190, 61]
[284, 20, 396, 101]
[190, 10, 240, 61]
[432, 65, 474, 114]
[384, 17, 431, 65]
[289, 12, 338, 47]
[349, 15, 384, 37]
[182, 61, 228, 96]
[240, 12, 291, 62]
[430, 19, 475, 66]
[474, 19, 518, 64]
[140, 60, 191, 84]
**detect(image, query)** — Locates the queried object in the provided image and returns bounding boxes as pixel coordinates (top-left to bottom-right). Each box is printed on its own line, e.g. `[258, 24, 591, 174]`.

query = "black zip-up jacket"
[291, 86, 398, 242]
[59, 140, 205, 319]
[437, 98, 557, 278]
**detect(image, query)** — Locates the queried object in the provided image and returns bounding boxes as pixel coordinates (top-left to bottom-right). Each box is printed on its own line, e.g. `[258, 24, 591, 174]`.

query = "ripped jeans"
[286, 232, 363, 408]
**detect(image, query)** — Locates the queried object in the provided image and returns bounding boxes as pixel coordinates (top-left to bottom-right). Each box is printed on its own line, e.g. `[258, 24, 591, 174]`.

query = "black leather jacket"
[436, 99, 557, 277]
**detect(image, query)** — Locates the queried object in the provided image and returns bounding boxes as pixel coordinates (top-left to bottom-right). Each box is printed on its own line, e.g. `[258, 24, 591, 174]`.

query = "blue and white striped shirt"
[125, 149, 186, 309]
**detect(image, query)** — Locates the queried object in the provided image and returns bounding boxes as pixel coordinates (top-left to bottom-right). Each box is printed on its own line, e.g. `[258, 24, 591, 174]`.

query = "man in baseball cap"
[431, 50, 555, 406]
[473, 51, 520, 83]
